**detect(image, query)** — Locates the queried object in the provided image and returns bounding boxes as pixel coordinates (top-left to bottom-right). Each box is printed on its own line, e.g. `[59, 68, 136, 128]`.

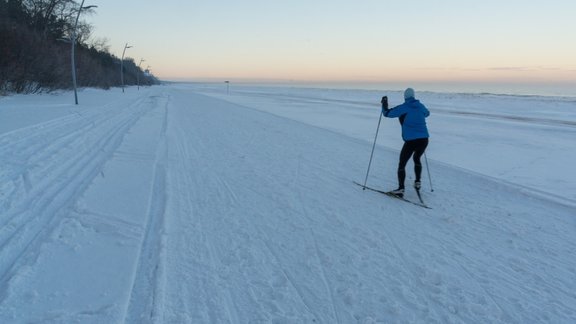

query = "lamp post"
[71, 0, 97, 104]
[137, 58, 145, 90]
[121, 43, 132, 93]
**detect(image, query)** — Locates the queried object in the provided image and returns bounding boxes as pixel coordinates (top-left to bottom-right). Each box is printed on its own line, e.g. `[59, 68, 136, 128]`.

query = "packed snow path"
[0, 86, 575, 323]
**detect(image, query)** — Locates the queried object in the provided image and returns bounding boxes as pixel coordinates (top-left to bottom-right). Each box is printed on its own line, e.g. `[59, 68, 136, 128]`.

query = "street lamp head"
[82, 5, 98, 10]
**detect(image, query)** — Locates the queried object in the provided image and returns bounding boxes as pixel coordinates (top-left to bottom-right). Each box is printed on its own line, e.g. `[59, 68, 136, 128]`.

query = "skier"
[382, 88, 430, 197]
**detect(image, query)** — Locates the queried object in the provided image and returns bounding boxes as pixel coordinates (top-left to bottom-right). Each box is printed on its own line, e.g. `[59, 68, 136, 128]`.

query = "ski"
[353, 181, 431, 209]
[415, 188, 426, 205]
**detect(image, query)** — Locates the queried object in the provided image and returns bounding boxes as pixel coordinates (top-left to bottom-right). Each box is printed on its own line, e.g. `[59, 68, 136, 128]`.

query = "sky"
[85, 0, 576, 85]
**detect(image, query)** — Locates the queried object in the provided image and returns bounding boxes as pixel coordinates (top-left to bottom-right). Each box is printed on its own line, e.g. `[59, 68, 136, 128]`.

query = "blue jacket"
[383, 98, 430, 141]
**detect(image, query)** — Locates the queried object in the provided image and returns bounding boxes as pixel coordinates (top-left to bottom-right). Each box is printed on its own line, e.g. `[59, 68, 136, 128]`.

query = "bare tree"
[90, 36, 111, 53]
[1, 0, 158, 94]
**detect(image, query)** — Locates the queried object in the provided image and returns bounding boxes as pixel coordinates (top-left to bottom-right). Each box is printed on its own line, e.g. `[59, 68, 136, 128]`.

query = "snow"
[0, 84, 575, 323]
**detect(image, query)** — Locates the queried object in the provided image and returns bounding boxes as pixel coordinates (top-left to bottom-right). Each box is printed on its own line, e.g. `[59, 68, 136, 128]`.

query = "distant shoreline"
[165, 80, 576, 99]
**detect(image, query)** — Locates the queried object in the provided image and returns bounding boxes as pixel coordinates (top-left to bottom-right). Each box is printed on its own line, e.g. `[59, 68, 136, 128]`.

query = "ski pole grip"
[381, 96, 388, 109]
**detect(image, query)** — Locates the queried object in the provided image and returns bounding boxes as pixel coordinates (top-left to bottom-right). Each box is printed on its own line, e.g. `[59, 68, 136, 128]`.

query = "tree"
[1, 0, 159, 94]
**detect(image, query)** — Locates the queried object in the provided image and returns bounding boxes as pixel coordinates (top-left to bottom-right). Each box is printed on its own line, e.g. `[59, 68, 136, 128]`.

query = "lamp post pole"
[71, 0, 97, 104]
[121, 43, 132, 93]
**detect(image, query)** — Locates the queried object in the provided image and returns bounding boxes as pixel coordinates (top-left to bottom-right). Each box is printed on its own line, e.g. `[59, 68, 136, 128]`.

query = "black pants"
[397, 138, 428, 189]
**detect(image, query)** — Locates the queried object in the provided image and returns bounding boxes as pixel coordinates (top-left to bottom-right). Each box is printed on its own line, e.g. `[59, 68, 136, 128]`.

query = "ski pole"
[424, 152, 434, 192]
[362, 110, 384, 189]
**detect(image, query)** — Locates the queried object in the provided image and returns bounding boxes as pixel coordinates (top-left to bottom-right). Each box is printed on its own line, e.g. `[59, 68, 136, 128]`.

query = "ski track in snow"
[0, 85, 575, 323]
[123, 94, 170, 323]
[0, 95, 153, 287]
[0, 91, 163, 321]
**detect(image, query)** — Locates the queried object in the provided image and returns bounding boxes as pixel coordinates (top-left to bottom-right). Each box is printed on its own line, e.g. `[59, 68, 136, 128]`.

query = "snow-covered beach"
[0, 84, 575, 323]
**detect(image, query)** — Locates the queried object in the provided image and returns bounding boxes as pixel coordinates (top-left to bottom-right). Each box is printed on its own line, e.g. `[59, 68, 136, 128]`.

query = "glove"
[381, 96, 388, 109]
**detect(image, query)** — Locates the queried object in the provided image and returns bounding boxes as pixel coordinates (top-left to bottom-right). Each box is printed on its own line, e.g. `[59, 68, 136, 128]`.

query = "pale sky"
[86, 0, 576, 84]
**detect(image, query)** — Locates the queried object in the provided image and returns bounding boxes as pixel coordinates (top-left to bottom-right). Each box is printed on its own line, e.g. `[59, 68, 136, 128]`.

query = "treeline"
[0, 0, 159, 94]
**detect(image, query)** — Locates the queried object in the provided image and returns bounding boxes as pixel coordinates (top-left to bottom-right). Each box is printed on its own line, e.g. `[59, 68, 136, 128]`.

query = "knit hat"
[404, 88, 415, 99]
